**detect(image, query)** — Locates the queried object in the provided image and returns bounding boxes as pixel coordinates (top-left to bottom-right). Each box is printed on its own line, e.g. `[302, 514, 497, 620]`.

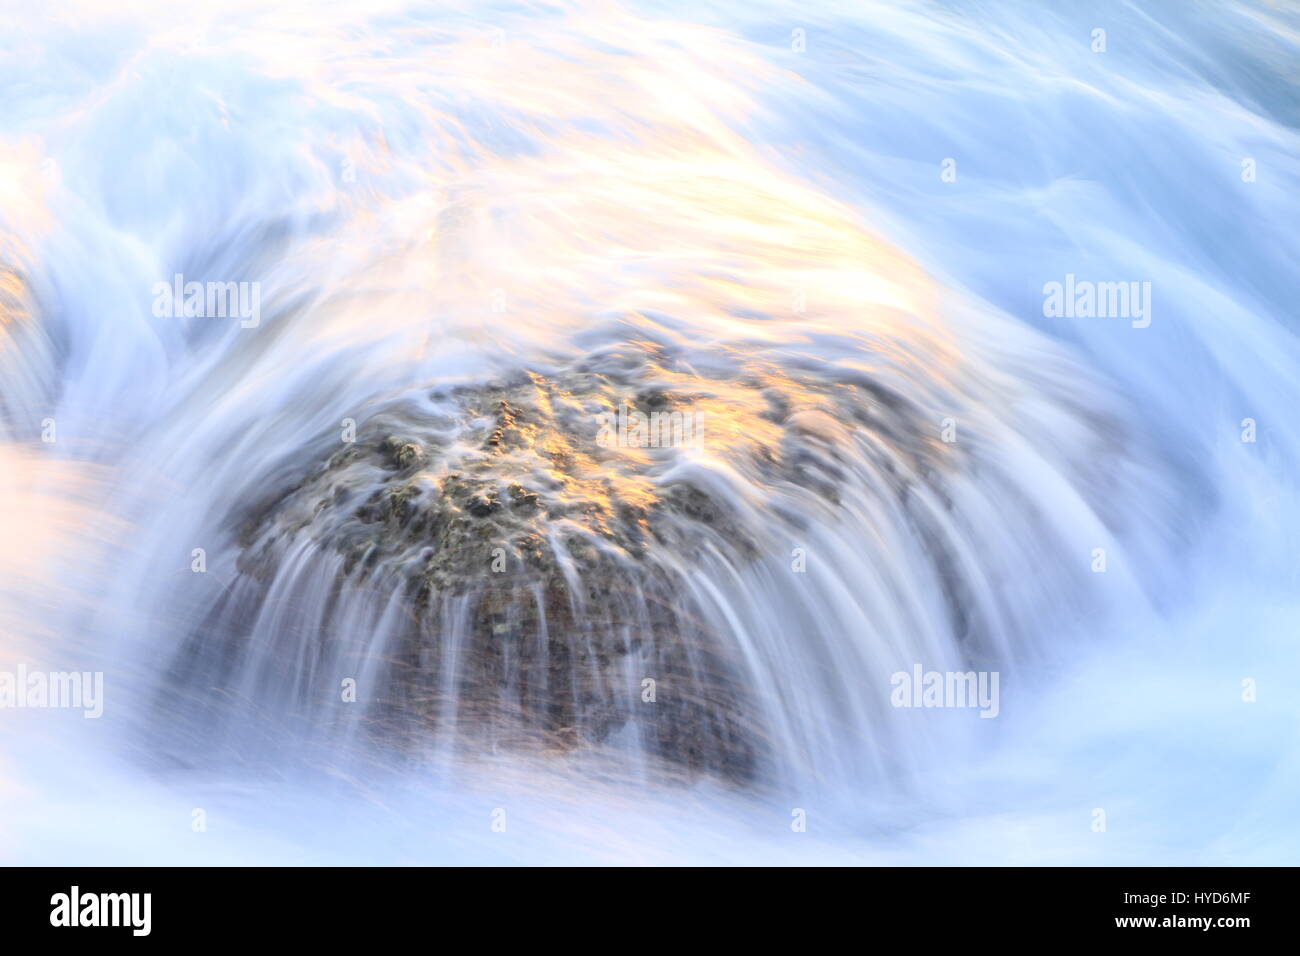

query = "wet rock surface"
[213, 344, 959, 784]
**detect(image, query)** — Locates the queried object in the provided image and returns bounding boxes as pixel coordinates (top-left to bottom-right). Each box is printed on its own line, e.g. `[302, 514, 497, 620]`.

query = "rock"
[380, 435, 426, 470]
[225, 344, 960, 784]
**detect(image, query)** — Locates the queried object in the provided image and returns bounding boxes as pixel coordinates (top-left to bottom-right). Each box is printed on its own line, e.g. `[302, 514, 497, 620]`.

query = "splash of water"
[2, 0, 1298, 863]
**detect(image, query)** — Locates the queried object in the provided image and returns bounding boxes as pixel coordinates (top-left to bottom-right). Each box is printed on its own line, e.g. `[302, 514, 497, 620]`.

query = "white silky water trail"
[1, 0, 1298, 863]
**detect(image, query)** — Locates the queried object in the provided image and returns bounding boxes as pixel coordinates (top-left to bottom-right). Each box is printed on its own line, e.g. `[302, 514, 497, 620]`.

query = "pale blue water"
[1, 0, 1297, 864]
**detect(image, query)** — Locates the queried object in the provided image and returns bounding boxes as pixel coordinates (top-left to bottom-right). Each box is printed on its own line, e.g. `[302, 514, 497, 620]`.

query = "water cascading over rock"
[159, 337, 955, 779]
[155, 327, 1146, 789]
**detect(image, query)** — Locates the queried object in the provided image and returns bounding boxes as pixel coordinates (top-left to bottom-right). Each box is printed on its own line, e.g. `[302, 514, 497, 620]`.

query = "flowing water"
[2, 0, 1299, 864]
